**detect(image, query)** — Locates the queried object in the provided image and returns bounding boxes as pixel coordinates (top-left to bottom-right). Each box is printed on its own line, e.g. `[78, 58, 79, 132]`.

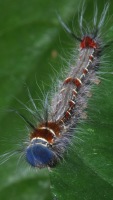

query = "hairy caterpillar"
[0, 3, 111, 169]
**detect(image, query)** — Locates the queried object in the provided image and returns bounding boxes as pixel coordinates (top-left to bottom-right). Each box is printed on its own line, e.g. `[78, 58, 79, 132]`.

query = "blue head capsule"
[26, 138, 55, 168]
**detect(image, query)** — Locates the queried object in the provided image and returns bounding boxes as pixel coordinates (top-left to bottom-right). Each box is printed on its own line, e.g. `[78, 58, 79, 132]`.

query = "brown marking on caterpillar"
[72, 89, 77, 96]
[30, 122, 61, 144]
[30, 127, 55, 144]
[69, 100, 75, 108]
[83, 68, 88, 74]
[64, 77, 72, 84]
[65, 111, 71, 119]
[80, 36, 98, 49]
[64, 77, 82, 87]
[89, 55, 94, 61]
[74, 78, 82, 87]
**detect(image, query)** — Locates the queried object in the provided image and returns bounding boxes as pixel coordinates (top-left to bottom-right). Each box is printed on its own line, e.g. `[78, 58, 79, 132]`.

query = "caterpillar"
[0, 3, 111, 169]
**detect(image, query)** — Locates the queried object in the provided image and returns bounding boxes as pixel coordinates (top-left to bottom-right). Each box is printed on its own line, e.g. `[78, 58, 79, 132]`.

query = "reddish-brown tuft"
[65, 111, 71, 119]
[89, 55, 94, 61]
[80, 36, 97, 49]
[64, 77, 72, 84]
[72, 89, 77, 96]
[69, 100, 75, 108]
[64, 77, 82, 87]
[83, 68, 88, 74]
[30, 122, 61, 144]
[73, 78, 82, 87]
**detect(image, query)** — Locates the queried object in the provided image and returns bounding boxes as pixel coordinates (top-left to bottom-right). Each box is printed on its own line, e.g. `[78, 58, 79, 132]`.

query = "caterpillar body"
[25, 4, 110, 168]
[0, 3, 111, 169]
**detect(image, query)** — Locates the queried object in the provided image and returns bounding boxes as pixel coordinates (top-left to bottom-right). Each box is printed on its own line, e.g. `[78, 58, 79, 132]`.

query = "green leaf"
[0, 0, 113, 200]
